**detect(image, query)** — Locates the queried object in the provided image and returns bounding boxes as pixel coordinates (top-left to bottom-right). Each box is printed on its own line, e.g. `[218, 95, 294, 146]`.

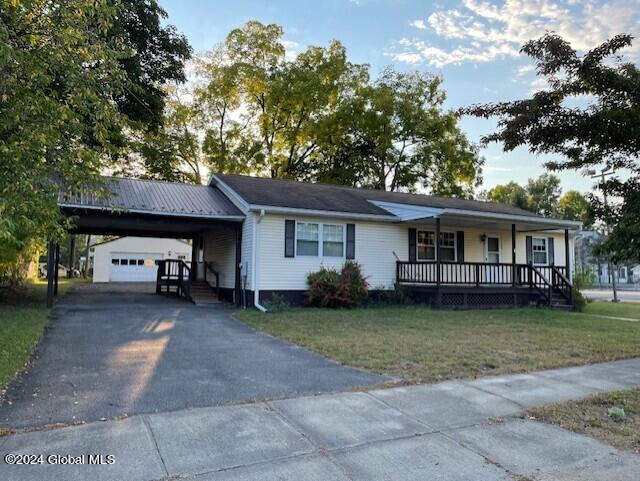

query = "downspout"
[252, 209, 267, 312]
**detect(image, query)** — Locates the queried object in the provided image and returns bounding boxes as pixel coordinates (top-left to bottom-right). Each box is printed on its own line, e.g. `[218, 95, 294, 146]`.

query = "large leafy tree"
[464, 33, 640, 261]
[1, 0, 127, 271]
[526, 173, 561, 217]
[557, 190, 592, 227]
[486, 181, 530, 210]
[109, 0, 191, 130]
[191, 21, 481, 194]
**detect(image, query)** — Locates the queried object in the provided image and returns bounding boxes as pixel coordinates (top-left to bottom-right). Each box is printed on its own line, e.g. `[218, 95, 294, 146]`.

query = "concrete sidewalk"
[1, 358, 639, 481]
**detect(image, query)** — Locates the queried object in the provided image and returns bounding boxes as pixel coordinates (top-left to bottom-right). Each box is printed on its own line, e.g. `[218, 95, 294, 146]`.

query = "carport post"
[54, 242, 60, 296]
[435, 217, 441, 307]
[68, 236, 75, 278]
[235, 224, 242, 307]
[46, 240, 55, 307]
[511, 224, 516, 287]
[565, 229, 571, 282]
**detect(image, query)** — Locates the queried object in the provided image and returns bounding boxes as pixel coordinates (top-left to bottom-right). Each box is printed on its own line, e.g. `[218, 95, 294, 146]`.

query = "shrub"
[573, 269, 596, 290]
[306, 261, 368, 308]
[265, 293, 289, 312]
[608, 406, 626, 422]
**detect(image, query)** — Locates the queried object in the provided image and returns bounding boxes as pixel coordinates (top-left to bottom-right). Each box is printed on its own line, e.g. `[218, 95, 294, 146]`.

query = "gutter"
[252, 209, 267, 312]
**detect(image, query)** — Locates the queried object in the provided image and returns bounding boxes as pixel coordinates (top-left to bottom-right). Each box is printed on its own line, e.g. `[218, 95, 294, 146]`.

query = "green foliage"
[306, 261, 369, 308]
[487, 182, 530, 210]
[573, 270, 596, 290]
[464, 33, 640, 261]
[487, 174, 591, 223]
[608, 406, 626, 422]
[265, 293, 289, 313]
[557, 191, 593, 227]
[183, 21, 482, 195]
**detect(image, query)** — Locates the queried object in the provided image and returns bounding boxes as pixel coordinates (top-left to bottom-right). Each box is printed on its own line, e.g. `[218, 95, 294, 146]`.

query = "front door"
[485, 236, 501, 263]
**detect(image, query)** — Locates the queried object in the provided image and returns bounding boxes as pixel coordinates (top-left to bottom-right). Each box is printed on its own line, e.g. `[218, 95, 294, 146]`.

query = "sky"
[159, 0, 639, 194]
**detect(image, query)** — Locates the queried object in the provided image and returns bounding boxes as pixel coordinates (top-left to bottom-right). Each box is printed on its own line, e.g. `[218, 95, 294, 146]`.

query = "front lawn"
[236, 306, 640, 383]
[529, 388, 640, 454]
[0, 279, 79, 390]
[584, 301, 640, 320]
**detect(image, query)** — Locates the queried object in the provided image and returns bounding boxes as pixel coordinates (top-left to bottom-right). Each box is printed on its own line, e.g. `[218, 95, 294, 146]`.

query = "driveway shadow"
[0, 283, 385, 429]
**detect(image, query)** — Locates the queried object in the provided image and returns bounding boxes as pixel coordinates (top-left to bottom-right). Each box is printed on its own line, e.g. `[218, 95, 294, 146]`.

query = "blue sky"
[159, 0, 639, 193]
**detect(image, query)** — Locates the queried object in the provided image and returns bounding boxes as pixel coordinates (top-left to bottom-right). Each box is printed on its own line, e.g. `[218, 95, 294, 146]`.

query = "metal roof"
[59, 177, 244, 219]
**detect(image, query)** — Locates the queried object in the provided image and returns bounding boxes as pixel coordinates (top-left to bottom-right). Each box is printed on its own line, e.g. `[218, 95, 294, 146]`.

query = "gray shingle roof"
[214, 174, 544, 219]
[59, 177, 243, 218]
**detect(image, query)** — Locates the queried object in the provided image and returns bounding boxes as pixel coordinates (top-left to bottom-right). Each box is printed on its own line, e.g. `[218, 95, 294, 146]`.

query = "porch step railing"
[156, 259, 192, 302]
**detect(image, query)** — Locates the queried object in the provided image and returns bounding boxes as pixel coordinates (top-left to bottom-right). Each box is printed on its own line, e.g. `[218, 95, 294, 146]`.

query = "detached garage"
[90, 237, 191, 283]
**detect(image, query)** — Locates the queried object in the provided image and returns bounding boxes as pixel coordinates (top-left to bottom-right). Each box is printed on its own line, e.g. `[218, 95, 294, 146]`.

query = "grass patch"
[236, 306, 640, 383]
[583, 301, 640, 320]
[0, 278, 81, 390]
[529, 388, 640, 454]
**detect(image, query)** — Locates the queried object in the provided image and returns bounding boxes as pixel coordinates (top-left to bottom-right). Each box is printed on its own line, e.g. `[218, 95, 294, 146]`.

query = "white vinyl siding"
[254, 214, 574, 291]
[203, 227, 237, 289]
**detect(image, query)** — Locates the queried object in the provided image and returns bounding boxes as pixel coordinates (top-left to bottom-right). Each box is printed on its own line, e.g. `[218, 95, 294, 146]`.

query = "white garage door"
[110, 253, 162, 282]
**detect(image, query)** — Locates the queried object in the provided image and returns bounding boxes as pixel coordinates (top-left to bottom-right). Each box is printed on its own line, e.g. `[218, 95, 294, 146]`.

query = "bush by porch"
[235, 305, 640, 384]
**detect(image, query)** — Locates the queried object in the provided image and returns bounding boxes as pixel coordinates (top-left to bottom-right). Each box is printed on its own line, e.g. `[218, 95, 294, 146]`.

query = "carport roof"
[59, 177, 244, 219]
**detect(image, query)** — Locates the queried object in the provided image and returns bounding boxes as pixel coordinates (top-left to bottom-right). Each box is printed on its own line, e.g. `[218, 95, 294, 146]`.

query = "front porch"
[395, 216, 576, 309]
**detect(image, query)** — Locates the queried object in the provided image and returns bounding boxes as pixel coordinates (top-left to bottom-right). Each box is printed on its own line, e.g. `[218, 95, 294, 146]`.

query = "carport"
[49, 177, 245, 306]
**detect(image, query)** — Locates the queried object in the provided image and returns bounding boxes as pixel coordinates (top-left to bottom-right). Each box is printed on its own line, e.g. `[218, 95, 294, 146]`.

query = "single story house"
[54, 174, 581, 309]
[89, 236, 191, 283]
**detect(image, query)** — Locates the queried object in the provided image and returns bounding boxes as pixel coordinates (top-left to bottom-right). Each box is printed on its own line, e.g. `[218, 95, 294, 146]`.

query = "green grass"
[236, 306, 640, 383]
[530, 388, 640, 454]
[0, 278, 81, 390]
[584, 301, 640, 320]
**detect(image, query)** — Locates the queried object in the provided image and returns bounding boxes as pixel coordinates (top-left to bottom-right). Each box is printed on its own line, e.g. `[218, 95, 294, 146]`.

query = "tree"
[1, 0, 129, 275]
[557, 191, 592, 227]
[463, 33, 640, 260]
[526, 173, 561, 216]
[486, 182, 530, 210]
[108, 0, 191, 130]
[193, 21, 482, 194]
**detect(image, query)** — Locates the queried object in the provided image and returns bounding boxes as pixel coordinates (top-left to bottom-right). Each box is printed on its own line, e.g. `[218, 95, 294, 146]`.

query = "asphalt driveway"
[0, 283, 384, 429]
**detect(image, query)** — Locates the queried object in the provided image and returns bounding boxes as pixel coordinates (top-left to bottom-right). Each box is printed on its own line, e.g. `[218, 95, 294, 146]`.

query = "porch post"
[435, 217, 441, 307]
[564, 229, 570, 282]
[46, 240, 55, 307]
[191, 235, 198, 281]
[511, 224, 516, 287]
[53, 242, 60, 296]
[68, 236, 75, 278]
[235, 223, 243, 307]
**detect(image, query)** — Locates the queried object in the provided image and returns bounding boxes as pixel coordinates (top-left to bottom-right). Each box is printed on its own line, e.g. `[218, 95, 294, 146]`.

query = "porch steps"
[551, 289, 573, 311]
[189, 281, 221, 305]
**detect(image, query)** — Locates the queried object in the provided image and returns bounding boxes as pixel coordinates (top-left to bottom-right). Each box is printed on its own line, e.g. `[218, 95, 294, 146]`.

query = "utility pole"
[589, 168, 619, 303]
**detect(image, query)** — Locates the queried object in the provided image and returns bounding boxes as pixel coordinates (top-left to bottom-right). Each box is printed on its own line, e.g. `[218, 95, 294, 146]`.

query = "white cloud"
[410, 19, 427, 29]
[281, 40, 301, 61]
[391, 0, 639, 67]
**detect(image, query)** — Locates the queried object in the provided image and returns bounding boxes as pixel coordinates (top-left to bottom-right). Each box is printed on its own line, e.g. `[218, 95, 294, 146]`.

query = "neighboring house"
[90, 237, 191, 283]
[57, 174, 581, 309]
[575, 230, 637, 287]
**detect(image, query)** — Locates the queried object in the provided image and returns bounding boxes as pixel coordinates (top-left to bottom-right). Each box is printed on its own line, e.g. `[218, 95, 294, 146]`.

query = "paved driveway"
[0, 284, 384, 429]
[583, 288, 640, 302]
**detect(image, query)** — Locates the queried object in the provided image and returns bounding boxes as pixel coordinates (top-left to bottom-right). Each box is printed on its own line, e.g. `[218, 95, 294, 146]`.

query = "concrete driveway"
[583, 288, 640, 302]
[0, 283, 384, 429]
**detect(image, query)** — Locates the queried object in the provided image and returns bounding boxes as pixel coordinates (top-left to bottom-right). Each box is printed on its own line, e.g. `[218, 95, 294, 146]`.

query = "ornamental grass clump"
[306, 261, 368, 308]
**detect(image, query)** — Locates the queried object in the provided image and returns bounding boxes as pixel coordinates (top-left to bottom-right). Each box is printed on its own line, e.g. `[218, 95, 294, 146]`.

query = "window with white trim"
[322, 224, 344, 257]
[296, 222, 319, 256]
[417, 231, 435, 260]
[439, 232, 456, 261]
[417, 230, 456, 261]
[532, 237, 548, 265]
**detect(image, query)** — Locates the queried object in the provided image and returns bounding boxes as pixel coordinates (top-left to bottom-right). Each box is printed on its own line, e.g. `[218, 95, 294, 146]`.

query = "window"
[296, 222, 319, 256]
[417, 230, 456, 261]
[129, 259, 137, 265]
[120, 259, 128, 266]
[295, 222, 345, 257]
[532, 237, 548, 265]
[417, 231, 435, 260]
[111, 259, 119, 265]
[322, 224, 344, 257]
[177, 255, 186, 260]
[439, 232, 456, 261]
[137, 259, 145, 266]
